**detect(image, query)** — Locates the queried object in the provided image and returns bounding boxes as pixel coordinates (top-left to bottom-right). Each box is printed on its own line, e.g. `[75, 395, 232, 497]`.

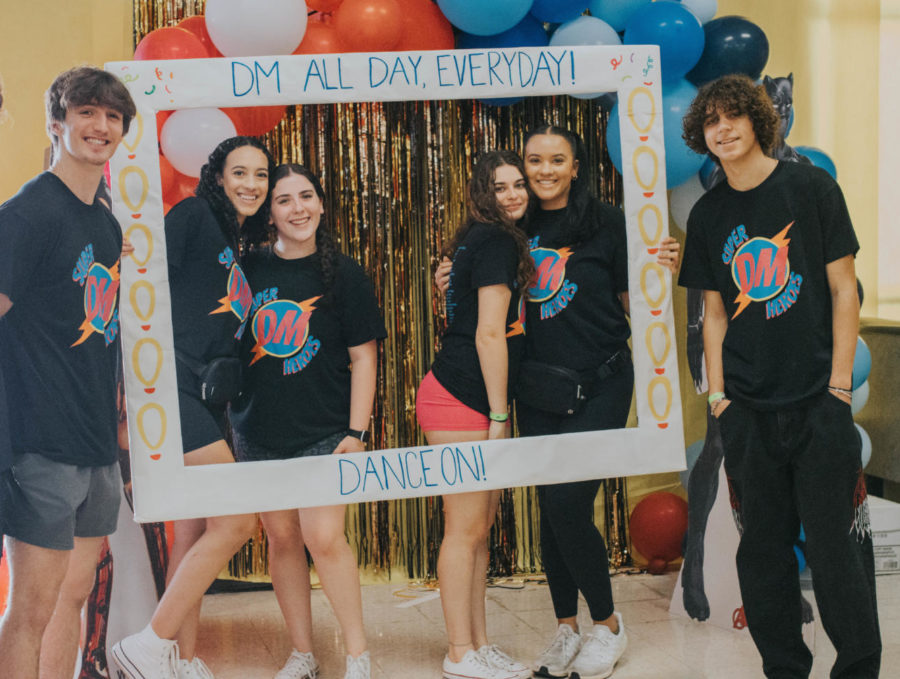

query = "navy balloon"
[687, 16, 769, 85]
[437, 0, 532, 36]
[795, 146, 837, 180]
[607, 79, 707, 187]
[624, 1, 705, 83]
[457, 15, 549, 106]
[530, 0, 587, 24]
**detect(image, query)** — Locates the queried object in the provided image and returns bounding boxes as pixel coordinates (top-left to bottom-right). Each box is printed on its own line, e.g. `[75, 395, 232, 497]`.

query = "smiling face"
[703, 107, 761, 166]
[52, 104, 124, 167]
[524, 133, 579, 210]
[217, 145, 270, 225]
[269, 172, 324, 259]
[493, 164, 529, 221]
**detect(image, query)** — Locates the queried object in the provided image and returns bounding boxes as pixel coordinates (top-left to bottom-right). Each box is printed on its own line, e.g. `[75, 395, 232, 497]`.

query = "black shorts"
[177, 387, 227, 454]
[232, 430, 347, 462]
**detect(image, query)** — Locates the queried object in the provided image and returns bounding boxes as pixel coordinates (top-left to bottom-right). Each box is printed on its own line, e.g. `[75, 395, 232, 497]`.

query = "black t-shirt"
[230, 249, 386, 451]
[678, 161, 859, 408]
[524, 203, 630, 370]
[166, 197, 252, 379]
[431, 222, 524, 414]
[0, 172, 122, 467]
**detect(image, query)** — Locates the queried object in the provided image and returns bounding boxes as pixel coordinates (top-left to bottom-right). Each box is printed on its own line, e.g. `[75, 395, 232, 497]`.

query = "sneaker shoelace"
[581, 629, 616, 655]
[162, 642, 181, 678]
[282, 651, 318, 679]
[539, 628, 579, 663]
[482, 645, 523, 671]
[190, 657, 215, 679]
[345, 652, 370, 679]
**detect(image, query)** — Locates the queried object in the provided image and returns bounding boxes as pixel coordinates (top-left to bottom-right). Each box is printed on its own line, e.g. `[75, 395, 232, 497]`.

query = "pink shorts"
[415, 371, 489, 432]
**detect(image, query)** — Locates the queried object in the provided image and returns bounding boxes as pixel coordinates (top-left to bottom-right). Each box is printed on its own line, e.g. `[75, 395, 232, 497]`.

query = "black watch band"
[347, 428, 369, 443]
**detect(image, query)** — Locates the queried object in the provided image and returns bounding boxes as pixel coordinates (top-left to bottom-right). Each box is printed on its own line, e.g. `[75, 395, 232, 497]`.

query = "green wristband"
[489, 411, 509, 422]
[707, 391, 725, 404]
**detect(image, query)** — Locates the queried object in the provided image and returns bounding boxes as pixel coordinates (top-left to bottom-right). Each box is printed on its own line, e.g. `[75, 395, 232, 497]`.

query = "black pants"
[719, 393, 881, 679]
[517, 362, 634, 622]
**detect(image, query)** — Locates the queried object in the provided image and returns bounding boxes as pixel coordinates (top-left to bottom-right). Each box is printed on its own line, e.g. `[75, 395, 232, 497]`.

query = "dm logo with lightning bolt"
[71, 244, 120, 347]
[728, 222, 801, 320]
[528, 245, 579, 320]
[249, 296, 321, 369]
[210, 247, 253, 339]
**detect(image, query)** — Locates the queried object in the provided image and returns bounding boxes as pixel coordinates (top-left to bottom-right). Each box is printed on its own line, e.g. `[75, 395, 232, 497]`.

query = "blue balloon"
[437, 0, 532, 36]
[794, 544, 807, 573]
[624, 1, 705, 83]
[679, 439, 705, 488]
[687, 16, 769, 85]
[588, 0, 651, 32]
[794, 145, 837, 180]
[607, 79, 707, 187]
[531, 0, 588, 24]
[550, 16, 621, 99]
[852, 336, 871, 390]
[678, 0, 718, 25]
[851, 380, 870, 416]
[699, 156, 717, 186]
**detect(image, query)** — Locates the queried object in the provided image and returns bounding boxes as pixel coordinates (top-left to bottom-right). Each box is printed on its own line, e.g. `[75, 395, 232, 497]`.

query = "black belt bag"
[176, 350, 243, 408]
[516, 350, 629, 415]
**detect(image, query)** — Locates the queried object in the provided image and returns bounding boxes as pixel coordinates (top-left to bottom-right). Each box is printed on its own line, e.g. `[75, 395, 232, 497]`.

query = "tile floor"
[194, 570, 899, 678]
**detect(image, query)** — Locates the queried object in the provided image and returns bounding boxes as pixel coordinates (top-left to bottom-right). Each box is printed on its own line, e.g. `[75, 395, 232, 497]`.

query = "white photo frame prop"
[107, 45, 684, 522]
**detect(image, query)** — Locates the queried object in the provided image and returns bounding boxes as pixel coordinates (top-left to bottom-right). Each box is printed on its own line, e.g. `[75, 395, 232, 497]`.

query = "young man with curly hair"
[678, 74, 881, 678]
[0, 65, 135, 679]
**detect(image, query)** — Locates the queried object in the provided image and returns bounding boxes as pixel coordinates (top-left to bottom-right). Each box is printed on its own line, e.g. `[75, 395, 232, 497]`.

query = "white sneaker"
[178, 657, 215, 679]
[568, 613, 627, 679]
[534, 624, 581, 678]
[274, 650, 319, 679]
[443, 649, 517, 679]
[478, 645, 532, 679]
[111, 626, 180, 679]
[344, 650, 371, 679]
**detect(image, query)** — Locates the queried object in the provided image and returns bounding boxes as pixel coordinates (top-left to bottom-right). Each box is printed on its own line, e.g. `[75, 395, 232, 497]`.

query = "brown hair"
[682, 74, 780, 165]
[45, 66, 137, 146]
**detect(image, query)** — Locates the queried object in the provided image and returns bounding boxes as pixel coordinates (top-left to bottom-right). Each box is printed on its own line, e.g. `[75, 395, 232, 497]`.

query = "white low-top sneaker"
[478, 644, 532, 679]
[178, 656, 215, 678]
[568, 613, 627, 679]
[534, 623, 582, 678]
[111, 626, 180, 679]
[274, 650, 319, 679]
[443, 649, 517, 679]
[344, 651, 371, 679]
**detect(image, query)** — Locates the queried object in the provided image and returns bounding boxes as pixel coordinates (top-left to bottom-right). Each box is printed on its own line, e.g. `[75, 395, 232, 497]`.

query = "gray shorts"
[0, 453, 121, 550]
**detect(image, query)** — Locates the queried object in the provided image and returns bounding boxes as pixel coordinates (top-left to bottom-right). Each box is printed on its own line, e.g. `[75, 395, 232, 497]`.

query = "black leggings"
[517, 362, 634, 622]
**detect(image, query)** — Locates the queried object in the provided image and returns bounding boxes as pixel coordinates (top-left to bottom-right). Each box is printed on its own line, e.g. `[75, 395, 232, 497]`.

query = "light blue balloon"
[794, 544, 807, 572]
[679, 439, 705, 488]
[852, 336, 871, 390]
[549, 16, 621, 99]
[531, 0, 588, 24]
[677, 0, 717, 24]
[624, 1, 705, 83]
[437, 0, 532, 36]
[851, 380, 870, 416]
[855, 423, 872, 468]
[607, 78, 707, 187]
[588, 0, 651, 32]
[794, 145, 838, 180]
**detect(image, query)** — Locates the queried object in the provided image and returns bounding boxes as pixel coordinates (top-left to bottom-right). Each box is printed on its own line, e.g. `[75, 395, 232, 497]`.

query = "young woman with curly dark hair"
[113, 136, 276, 679]
[229, 164, 386, 679]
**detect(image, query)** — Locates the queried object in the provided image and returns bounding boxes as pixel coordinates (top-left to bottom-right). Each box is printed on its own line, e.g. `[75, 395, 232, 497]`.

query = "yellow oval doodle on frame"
[638, 204, 663, 246]
[132, 337, 164, 388]
[645, 321, 672, 368]
[640, 262, 668, 309]
[118, 166, 149, 213]
[136, 402, 167, 452]
[627, 87, 656, 134]
[647, 376, 673, 422]
[631, 147, 659, 192]
[125, 222, 154, 268]
[129, 280, 156, 323]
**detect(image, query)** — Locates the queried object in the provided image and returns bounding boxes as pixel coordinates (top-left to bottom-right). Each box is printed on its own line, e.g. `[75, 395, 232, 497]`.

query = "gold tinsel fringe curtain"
[133, 0, 630, 582]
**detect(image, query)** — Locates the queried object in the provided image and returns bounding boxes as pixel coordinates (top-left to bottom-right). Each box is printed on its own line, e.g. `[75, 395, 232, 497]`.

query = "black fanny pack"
[176, 350, 243, 408]
[516, 350, 630, 415]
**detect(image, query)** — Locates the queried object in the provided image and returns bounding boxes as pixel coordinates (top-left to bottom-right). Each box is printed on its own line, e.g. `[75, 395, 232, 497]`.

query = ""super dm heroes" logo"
[71, 244, 119, 347]
[723, 222, 802, 320]
[528, 243, 578, 320]
[248, 287, 321, 375]
[211, 246, 253, 339]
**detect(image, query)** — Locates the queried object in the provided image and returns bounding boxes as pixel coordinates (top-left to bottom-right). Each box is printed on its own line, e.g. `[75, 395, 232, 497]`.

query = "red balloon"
[134, 27, 208, 61]
[159, 153, 177, 195]
[308, 0, 345, 11]
[221, 106, 288, 137]
[333, 0, 404, 52]
[293, 21, 348, 54]
[177, 15, 223, 57]
[629, 492, 689, 566]
[393, 0, 455, 51]
[164, 170, 198, 207]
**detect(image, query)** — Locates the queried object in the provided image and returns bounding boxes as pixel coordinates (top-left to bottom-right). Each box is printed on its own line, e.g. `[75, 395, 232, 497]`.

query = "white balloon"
[206, 0, 308, 57]
[679, 0, 717, 24]
[669, 172, 706, 231]
[855, 423, 872, 469]
[160, 108, 237, 178]
[550, 17, 621, 100]
[851, 380, 870, 416]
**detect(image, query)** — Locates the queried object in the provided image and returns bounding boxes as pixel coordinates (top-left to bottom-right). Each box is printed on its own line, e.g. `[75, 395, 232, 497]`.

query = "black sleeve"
[608, 206, 629, 294]
[470, 227, 518, 290]
[337, 257, 387, 348]
[678, 208, 716, 291]
[0, 205, 46, 303]
[814, 171, 859, 263]
[164, 197, 203, 273]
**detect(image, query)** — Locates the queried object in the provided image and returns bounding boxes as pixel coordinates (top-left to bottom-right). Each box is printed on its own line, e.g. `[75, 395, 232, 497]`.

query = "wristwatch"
[347, 428, 370, 443]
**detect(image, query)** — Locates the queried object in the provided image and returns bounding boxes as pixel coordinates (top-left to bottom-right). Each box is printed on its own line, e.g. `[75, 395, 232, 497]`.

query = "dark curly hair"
[523, 125, 603, 246]
[261, 163, 338, 305]
[682, 74, 780, 165]
[196, 136, 276, 253]
[45, 66, 136, 147]
[445, 150, 535, 292]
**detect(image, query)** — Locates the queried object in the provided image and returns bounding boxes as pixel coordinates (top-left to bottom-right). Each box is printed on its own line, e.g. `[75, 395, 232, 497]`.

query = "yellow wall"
[0, 0, 132, 198]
